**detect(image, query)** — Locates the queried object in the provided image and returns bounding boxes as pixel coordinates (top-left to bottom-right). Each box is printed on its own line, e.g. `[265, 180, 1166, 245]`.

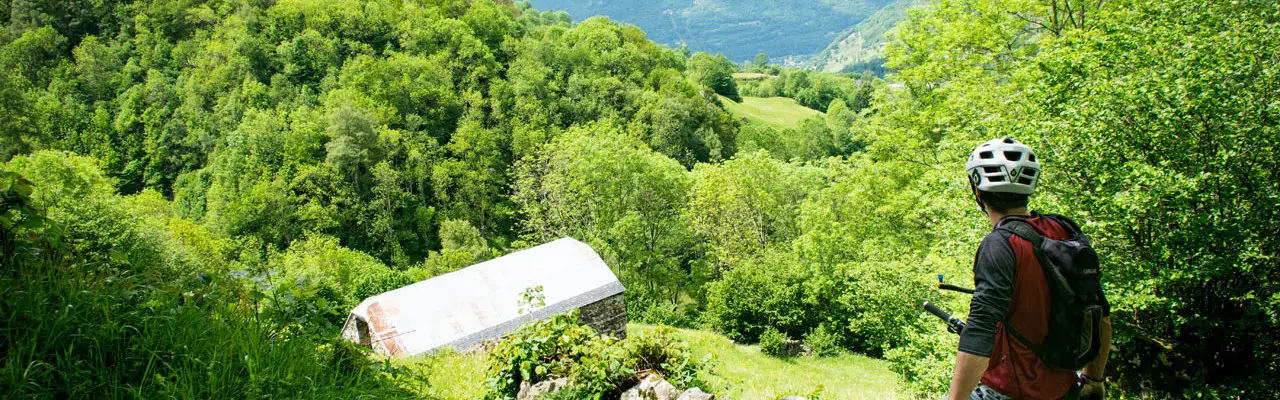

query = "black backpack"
[997, 214, 1105, 371]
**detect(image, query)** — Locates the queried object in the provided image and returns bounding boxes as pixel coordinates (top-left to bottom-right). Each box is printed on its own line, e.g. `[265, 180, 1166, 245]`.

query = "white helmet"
[965, 137, 1040, 195]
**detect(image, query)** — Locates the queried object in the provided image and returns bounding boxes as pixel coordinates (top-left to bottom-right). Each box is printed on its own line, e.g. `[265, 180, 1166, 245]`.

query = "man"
[946, 138, 1113, 400]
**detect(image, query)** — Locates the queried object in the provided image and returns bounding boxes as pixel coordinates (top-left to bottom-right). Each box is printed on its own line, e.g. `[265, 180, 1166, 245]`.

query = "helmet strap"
[968, 180, 988, 215]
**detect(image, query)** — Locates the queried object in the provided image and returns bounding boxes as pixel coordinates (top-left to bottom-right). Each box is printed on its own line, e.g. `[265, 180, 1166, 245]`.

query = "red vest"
[981, 215, 1078, 399]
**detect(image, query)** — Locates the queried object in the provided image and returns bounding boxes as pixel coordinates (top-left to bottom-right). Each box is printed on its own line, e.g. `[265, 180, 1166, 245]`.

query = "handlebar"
[922, 301, 966, 335]
[923, 301, 950, 320]
[937, 283, 975, 294]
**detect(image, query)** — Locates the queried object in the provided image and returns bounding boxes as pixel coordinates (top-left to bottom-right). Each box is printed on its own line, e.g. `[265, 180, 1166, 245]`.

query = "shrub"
[483, 310, 631, 399]
[623, 326, 712, 389]
[884, 325, 957, 398]
[804, 324, 842, 358]
[759, 327, 790, 358]
[484, 311, 710, 399]
[705, 251, 814, 343]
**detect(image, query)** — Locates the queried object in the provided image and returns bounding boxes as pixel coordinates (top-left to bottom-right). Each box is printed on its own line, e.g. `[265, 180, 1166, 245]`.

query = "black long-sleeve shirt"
[959, 231, 1017, 357]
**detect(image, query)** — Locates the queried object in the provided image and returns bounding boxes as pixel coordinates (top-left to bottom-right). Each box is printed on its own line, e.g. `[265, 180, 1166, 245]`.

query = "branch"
[1009, 11, 1057, 35]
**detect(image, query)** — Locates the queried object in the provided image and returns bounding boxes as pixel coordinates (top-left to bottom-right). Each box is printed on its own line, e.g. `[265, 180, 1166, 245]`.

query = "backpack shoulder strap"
[996, 216, 1043, 248]
[993, 216, 1051, 354]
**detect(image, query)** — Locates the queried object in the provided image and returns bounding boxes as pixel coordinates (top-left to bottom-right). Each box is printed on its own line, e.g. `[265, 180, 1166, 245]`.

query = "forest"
[1, 0, 1277, 398]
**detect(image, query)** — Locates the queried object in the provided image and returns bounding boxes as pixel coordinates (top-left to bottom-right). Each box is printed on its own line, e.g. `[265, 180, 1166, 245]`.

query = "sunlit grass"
[718, 95, 824, 129]
[397, 324, 900, 399]
[628, 324, 900, 400]
[395, 348, 489, 400]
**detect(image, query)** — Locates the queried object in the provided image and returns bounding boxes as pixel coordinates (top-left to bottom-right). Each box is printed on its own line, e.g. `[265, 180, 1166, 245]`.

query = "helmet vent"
[979, 151, 994, 159]
[1003, 138, 1016, 144]
[1004, 151, 1022, 161]
[1024, 169, 1037, 177]
[1029, 153, 1037, 162]
[983, 166, 1002, 174]
[989, 175, 1006, 182]
[1018, 177, 1034, 185]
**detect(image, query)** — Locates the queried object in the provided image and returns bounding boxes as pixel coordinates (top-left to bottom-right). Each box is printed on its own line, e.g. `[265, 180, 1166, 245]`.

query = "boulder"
[620, 374, 682, 400]
[782, 339, 810, 357]
[517, 377, 569, 400]
[677, 388, 715, 400]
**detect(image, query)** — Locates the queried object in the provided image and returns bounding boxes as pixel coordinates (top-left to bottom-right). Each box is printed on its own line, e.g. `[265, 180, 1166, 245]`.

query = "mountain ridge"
[525, 0, 896, 61]
[808, 0, 924, 73]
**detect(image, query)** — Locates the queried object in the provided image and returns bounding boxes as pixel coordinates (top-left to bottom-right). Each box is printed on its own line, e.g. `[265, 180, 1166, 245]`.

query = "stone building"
[341, 237, 627, 357]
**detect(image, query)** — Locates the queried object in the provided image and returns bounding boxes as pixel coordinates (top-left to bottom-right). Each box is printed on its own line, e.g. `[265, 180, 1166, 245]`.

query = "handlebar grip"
[938, 283, 976, 294]
[923, 301, 950, 320]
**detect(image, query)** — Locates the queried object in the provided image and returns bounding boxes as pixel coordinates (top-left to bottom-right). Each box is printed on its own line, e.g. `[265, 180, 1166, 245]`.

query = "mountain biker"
[945, 138, 1113, 400]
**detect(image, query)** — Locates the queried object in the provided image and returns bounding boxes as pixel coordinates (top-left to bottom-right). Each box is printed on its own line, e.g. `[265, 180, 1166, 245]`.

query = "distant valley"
[526, 0, 899, 63]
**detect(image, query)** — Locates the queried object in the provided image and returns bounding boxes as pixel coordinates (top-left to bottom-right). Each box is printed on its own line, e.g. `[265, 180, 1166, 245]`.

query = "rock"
[517, 377, 569, 400]
[782, 339, 809, 357]
[620, 374, 682, 400]
[677, 388, 715, 400]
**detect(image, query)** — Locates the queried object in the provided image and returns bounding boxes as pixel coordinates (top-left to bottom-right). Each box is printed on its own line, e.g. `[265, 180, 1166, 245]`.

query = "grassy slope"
[408, 324, 900, 399]
[397, 350, 488, 400]
[718, 95, 824, 129]
[630, 325, 900, 400]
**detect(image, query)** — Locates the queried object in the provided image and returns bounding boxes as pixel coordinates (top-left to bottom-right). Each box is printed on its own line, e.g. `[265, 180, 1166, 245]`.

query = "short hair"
[979, 191, 1029, 213]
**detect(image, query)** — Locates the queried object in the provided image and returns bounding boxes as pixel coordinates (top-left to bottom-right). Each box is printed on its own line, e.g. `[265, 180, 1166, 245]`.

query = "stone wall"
[579, 293, 628, 338]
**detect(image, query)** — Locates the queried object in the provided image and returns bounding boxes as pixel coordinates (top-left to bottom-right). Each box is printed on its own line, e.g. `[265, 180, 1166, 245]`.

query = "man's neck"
[987, 207, 1031, 227]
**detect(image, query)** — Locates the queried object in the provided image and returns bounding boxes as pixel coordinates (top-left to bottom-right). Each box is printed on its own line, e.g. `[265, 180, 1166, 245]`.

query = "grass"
[629, 324, 901, 400]
[400, 324, 901, 400]
[396, 349, 489, 400]
[732, 72, 776, 80]
[718, 95, 824, 129]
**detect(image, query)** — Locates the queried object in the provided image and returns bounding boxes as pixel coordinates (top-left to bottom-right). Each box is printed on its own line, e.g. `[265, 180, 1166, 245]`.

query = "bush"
[884, 324, 957, 397]
[804, 324, 842, 358]
[484, 310, 630, 399]
[484, 311, 710, 399]
[624, 327, 712, 389]
[705, 251, 814, 343]
[758, 327, 791, 358]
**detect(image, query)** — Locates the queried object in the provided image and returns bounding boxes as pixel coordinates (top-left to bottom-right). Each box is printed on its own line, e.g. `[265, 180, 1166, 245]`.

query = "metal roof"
[343, 237, 625, 357]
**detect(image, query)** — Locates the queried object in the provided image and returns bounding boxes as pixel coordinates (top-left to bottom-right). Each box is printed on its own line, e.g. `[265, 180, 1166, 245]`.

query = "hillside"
[3, 0, 1278, 398]
[526, 0, 896, 61]
[809, 0, 923, 73]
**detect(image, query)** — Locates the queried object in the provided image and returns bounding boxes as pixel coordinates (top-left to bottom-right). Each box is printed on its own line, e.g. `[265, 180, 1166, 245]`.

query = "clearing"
[718, 96, 824, 129]
[731, 72, 776, 80]
[407, 324, 900, 399]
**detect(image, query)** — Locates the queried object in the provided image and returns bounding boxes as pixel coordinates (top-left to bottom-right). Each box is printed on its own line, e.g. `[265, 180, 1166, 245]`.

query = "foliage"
[739, 69, 874, 113]
[0, 155, 406, 398]
[685, 151, 820, 273]
[513, 125, 696, 322]
[688, 52, 740, 102]
[872, 0, 1280, 396]
[483, 311, 709, 399]
[758, 327, 791, 358]
[883, 324, 958, 396]
[805, 324, 843, 358]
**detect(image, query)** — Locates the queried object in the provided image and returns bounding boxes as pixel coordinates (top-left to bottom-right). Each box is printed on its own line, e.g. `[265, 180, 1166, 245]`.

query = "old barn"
[341, 237, 627, 358]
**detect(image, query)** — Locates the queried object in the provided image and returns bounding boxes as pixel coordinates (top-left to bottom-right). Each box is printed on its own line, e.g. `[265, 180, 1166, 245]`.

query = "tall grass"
[0, 164, 410, 399]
